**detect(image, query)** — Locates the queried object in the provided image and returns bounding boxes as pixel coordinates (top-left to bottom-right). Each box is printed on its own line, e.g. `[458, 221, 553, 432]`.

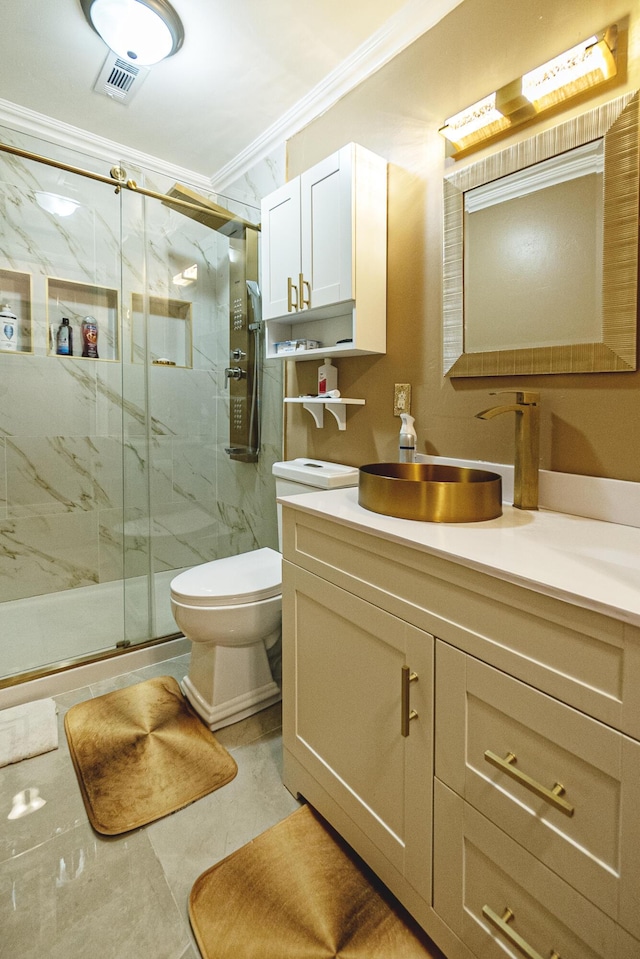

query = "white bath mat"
[0, 698, 59, 768]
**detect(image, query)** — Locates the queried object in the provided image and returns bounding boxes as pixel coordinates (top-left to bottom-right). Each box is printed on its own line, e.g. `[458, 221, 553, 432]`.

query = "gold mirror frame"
[443, 90, 639, 377]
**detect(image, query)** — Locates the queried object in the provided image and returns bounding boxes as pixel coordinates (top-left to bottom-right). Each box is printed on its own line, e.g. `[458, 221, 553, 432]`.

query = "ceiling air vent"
[93, 52, 149, 104]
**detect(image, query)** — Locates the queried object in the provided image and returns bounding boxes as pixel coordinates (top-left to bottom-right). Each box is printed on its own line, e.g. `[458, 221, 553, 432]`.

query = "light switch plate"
[394, 383, 411, 416]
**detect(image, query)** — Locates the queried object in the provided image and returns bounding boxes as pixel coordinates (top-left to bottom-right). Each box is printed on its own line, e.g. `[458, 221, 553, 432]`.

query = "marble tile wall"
[0, 128, 285, 661]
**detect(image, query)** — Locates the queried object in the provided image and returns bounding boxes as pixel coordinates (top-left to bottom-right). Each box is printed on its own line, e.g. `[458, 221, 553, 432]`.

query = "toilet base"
[182, 640, 281, 732]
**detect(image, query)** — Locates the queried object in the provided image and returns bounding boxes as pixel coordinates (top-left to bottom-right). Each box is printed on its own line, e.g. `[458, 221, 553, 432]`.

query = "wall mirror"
[443, 90, 639, 376]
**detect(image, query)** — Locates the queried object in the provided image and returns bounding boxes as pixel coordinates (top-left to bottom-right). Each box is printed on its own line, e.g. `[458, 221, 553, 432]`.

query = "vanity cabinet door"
[282, 562, 433, 900]
[433, 780, 639, 959]
[435, 640, 640, 939]
[299, 148, 353, 309]
[260, 178, 301, 319]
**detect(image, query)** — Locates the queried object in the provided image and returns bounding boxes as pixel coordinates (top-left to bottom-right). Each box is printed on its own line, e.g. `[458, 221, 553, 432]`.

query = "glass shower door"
[0, 136, 130, 679]
[119, 184, 230, 646]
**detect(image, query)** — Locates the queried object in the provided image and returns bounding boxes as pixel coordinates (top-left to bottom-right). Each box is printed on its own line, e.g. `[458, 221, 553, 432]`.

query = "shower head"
[163, 184, 255, 238]
[246, 280, 262, 324]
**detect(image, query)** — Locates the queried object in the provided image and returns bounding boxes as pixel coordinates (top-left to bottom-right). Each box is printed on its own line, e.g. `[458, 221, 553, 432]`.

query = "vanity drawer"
[435, 640, 640, 938]
[433, 780, 639, 959]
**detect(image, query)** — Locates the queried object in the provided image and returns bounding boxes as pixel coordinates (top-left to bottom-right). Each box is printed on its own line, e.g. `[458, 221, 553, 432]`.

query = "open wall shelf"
[0, 267, 32, 354]
[46, 277, 119, 361]
[284, 396, 365, 430]
[131, 294, 193, 368]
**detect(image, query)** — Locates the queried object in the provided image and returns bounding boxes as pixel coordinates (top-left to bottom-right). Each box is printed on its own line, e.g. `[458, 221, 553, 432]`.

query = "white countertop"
[279, 486, 640, 627]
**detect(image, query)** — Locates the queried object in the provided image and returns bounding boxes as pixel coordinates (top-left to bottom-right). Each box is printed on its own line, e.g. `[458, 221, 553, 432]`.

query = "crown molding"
[0, 97, 213, 192]
[210, 0, 464, 190]
[0, 0, 462, 195]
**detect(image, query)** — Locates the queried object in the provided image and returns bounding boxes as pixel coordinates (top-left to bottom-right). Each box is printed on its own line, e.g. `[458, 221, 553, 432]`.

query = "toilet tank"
[272, 458, 359, 549]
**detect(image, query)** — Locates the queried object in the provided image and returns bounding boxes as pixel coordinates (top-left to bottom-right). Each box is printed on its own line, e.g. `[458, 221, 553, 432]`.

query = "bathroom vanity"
[280, 486, 640, 959]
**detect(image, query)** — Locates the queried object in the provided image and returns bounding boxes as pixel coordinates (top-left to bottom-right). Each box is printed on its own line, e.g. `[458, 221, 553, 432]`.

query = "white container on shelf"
[0, 304, 18, 351]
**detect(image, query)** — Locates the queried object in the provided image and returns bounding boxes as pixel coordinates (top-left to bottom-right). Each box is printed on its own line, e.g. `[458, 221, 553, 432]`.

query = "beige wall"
[283, 0, 640, 483]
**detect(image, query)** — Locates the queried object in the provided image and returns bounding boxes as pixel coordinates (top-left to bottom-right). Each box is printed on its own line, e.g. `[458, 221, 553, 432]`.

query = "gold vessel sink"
[358, 463, 502, 523]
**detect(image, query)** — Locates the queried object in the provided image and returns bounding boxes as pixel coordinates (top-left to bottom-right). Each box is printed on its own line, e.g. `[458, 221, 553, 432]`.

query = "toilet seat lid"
[170, 547, 282, 607]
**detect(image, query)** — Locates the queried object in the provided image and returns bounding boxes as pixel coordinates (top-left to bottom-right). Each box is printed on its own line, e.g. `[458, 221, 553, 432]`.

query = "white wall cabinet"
[260, 142, 387, 359]
[281, 503, 640, 959]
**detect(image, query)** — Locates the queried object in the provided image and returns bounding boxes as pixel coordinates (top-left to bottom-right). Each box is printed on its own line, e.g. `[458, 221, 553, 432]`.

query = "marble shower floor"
[0, 654, 300, 959]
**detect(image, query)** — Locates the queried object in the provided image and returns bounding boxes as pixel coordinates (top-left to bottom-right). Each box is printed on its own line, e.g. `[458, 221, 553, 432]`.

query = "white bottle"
[0, 304, 18, 352]
[399, 413, 417, 463]
[318, 357, 338, 395]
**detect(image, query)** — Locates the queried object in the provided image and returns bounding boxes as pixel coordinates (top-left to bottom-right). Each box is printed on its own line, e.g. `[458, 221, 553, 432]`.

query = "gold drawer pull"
[287, 276, 299, 312]
[483, 905, 562, 959]
[484, 750, 574, 817]
[401, 665, 418, 737]
[299, 272, 311, 309]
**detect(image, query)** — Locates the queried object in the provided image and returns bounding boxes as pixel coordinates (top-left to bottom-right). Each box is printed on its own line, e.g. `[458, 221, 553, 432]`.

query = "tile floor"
[0, 654, 301, 959]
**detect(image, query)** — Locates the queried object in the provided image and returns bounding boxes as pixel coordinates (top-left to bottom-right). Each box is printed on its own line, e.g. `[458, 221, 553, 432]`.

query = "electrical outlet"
[394, 383, 411, 416]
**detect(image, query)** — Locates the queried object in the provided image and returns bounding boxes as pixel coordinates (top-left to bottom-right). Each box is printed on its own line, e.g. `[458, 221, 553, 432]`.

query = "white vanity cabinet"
[280, 500, 640, 959]
[260, 142, 387, 359]
[282, 563, 432, 901]
[434, 642, 640, 958]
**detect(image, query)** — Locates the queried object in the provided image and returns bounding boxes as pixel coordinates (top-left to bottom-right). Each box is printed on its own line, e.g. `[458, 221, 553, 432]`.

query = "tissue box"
[274, 339, 320, 354]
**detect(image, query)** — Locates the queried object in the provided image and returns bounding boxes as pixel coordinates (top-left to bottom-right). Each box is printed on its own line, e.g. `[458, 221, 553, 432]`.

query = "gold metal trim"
[300, 273, 311, 309]
[287, 276, 298, 312]
[483, 905, 562, 959]
[0, 633, 183, 690]
[443, 90, 639, 376]
[484, 750, 575, 816]
[400, 665, 418, 737]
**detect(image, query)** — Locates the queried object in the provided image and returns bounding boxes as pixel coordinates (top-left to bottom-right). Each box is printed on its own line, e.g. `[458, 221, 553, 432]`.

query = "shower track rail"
[0, 141, 260, 231]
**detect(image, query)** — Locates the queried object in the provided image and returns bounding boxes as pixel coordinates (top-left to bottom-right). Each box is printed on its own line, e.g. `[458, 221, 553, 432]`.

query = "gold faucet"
[475, 390, 540, 510]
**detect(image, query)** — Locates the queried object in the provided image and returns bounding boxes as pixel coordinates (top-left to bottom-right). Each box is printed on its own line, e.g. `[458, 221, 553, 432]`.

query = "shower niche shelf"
[0, 267, 33, 354]
[46, 277, 119, 361]
[131, 294, 193, 368]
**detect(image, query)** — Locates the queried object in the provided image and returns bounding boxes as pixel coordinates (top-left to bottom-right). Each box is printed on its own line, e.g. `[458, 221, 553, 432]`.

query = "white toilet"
[170, 458, 359, 730]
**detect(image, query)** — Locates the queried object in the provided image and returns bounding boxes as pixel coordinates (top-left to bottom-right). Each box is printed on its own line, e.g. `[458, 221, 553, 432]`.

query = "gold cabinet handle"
[401, 665, 418, 737]
[299, 273, 311, 309]
[287, 276, 299, 312]
[483, 905, 562, 959]
[484, 750, 574, 817]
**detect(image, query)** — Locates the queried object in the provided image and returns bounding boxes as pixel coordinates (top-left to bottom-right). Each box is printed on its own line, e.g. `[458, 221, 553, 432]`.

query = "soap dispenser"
[399, 413, 416, 463]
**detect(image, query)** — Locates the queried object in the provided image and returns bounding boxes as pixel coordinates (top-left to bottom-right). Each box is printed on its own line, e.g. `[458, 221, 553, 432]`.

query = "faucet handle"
[489, 390, 539, 405]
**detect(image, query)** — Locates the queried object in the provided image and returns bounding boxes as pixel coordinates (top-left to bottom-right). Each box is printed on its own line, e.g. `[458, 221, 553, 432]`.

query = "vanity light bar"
[522, 36, 617, 111]
[440, 26, 618, 156]
[438, 92, 511, 151]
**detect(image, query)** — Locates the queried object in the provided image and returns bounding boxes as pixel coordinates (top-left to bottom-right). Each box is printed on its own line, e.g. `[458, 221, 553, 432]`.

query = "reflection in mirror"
[443, 91, 639, 376]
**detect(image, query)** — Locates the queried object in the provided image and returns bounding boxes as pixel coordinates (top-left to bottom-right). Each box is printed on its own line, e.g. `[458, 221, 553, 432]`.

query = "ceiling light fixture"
[439, 25, 618, 157]
[80, 0, 184, 66]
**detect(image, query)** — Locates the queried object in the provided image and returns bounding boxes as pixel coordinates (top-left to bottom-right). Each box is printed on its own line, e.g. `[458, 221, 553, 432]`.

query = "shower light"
[80, 0, 184, 66]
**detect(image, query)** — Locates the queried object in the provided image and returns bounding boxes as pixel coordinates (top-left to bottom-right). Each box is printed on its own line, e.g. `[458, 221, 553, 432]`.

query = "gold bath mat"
[189, 804, 443, 959]
[65, 675, 237, 835]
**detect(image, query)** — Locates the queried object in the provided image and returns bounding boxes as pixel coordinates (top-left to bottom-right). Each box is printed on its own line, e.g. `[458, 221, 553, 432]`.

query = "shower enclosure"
[0, 128, 282, 687]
